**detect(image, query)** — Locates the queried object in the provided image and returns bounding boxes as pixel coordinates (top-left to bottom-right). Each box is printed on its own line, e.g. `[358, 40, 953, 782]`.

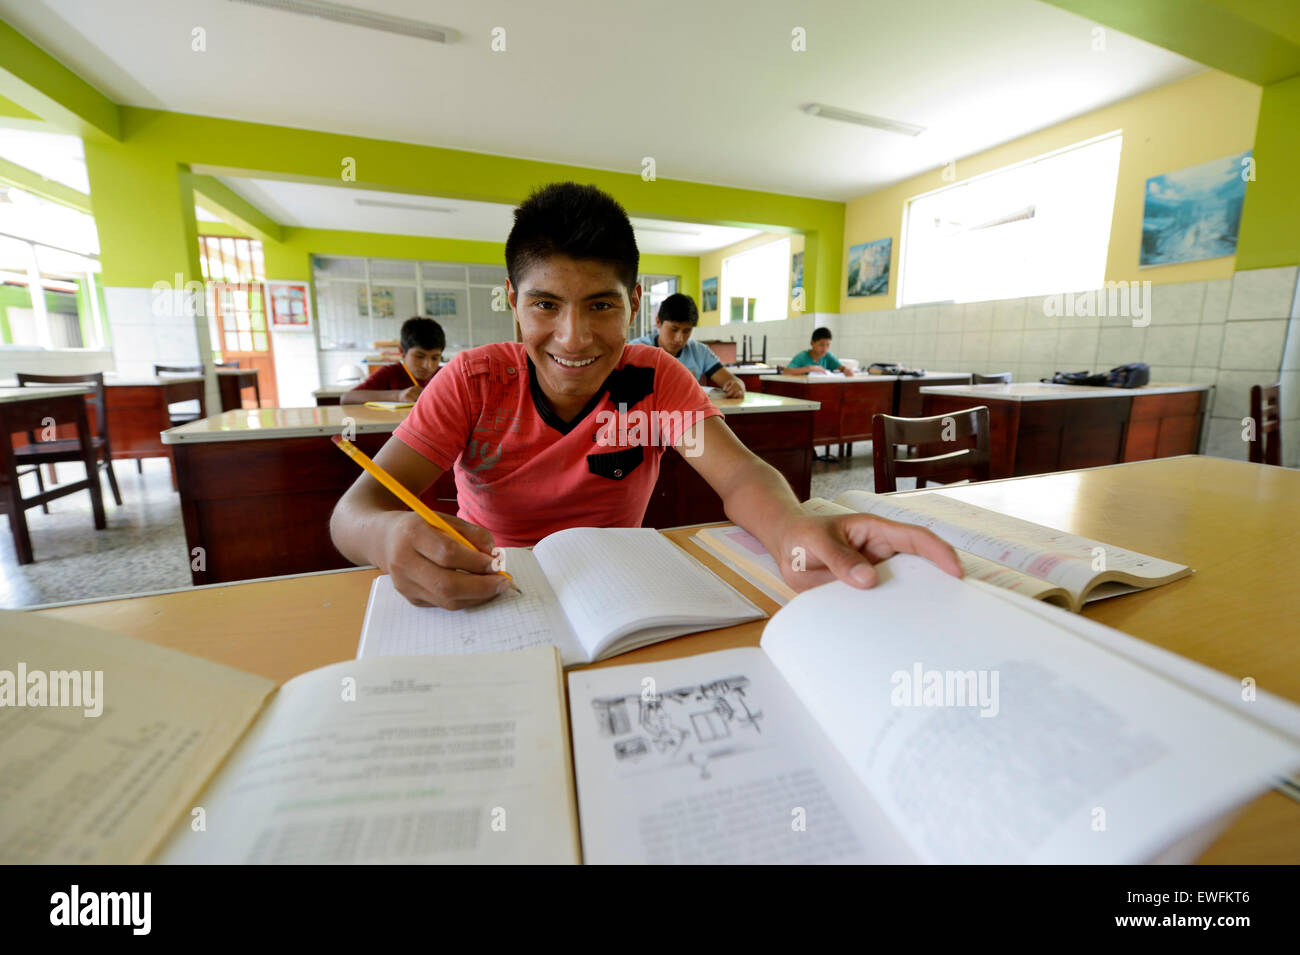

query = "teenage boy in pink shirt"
[330, 182, 961, 609]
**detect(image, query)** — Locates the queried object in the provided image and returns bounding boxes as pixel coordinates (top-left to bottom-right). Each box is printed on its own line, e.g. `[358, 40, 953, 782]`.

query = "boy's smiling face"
[509, 255, 641, 419]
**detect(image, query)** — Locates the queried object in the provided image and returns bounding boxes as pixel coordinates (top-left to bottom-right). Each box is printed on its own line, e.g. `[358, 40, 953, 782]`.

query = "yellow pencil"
[331, 435, 517, 591]
[400, 360, 419, 387]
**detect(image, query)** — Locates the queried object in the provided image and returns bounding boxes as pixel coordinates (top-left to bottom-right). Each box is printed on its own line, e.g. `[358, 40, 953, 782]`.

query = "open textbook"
[568, 555, 1300, 864]
[357, 527, 765, 667]
[0, 612, 579, 864]
[693, 490, 1190, 611]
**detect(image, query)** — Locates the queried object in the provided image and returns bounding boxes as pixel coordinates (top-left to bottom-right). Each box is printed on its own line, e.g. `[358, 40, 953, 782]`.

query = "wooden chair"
[153, 363, 209, 429]
[1249, 383, 1281, 466]
[14, 372, 123, 509]
[872, 406, 991, 493]
[973, 371, 1013, 384]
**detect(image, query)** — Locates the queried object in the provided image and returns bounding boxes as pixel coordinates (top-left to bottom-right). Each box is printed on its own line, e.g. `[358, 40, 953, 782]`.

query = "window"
[899, 133, 1123, 306]
[721, 238, 791, 323]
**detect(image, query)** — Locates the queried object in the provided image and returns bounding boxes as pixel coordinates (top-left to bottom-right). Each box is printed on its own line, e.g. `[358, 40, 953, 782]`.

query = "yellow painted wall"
[841, 70, 1263, 312]
[697, 232, 805, 327]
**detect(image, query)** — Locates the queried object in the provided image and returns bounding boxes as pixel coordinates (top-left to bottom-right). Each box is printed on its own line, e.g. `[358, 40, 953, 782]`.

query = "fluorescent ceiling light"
[801, 103, 925, 137]
[226, 0, 457, 44]
[632, 223, 703, 236]
[354, 198, 456, 213]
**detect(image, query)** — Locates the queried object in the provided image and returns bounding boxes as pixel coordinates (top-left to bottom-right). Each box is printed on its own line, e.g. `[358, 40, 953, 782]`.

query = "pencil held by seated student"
[329, 182, 961, 610]
[341, 316, 444, 405]
[331, 434, 517, 593]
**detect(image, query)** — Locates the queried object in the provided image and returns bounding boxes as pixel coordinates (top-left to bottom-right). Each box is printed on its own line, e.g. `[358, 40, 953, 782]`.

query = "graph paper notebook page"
[357, 527, 765, 667]
[568, 555, 1300, 864]
[693, 491, 1190, 611]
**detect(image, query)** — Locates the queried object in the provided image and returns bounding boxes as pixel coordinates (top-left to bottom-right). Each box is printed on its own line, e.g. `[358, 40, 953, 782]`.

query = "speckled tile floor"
[0, 458, 192, 609]
[809, 440, 919, 499]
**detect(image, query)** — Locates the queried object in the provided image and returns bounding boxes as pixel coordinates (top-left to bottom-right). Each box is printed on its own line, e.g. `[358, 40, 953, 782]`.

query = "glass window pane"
[252, 331, 267, 352]
[236, 311, 251, 331]
[251, 311, 264, 331]
[225, 331, 239, 352]
[239, 330, 252, 351]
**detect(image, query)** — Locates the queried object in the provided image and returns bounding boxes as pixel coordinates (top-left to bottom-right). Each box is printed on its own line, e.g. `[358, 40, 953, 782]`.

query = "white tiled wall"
[752, 268, 1299, 467]
[0, 347, 115, 381]
[102, 286, 218, 410]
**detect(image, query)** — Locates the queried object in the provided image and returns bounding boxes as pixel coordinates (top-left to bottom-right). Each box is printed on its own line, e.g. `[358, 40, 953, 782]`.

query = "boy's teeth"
[552, 354, 596, 367]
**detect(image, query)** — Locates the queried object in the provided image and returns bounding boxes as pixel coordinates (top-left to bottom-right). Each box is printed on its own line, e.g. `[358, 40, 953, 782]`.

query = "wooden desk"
[30, 456, 1300, 862]
[760, 374, 895, 454]
[163, 393, 819, 585]
[0, 385, 104, 563]
[104, 377, 207, 486]
[894, 372, 972, 417]
[642, 393, 818, 528]
[216, 368, 261, 411]
[728, 364, 777, 394]
[313, 386, 349, 406]
[921, 382, 1210, 479]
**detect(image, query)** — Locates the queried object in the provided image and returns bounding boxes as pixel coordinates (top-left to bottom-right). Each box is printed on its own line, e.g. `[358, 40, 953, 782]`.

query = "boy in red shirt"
[341, 316, 444, 405]
[331, 183, 960, 609]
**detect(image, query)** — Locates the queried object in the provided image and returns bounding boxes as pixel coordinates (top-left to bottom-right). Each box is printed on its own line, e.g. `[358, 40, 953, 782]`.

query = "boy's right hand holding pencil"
[380, 511, 509, 609]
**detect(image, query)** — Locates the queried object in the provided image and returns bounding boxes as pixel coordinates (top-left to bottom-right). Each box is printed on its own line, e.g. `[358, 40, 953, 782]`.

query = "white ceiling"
[0, 0, 1202, 206]
[214, 177, 763, 254]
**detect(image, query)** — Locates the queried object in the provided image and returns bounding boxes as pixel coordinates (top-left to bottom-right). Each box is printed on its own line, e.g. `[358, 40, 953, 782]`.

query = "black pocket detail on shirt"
[587, 446, 644, 481]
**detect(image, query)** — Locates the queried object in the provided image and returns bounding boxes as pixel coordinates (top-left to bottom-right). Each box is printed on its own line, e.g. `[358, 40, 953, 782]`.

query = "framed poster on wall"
[266, 281, 314, 330]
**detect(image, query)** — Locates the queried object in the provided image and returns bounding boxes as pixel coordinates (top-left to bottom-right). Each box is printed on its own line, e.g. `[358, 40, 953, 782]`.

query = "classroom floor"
[0, 459, 192, 609]
[0, 441, 913, 609]
[809, 439, 919, 499]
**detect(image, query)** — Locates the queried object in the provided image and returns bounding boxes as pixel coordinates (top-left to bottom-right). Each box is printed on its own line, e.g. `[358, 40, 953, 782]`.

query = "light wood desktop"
[31, 455, 1298, 862]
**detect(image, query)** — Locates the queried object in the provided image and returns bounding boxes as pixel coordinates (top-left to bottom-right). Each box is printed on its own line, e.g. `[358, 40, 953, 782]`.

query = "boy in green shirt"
[784, 327, 854, 376]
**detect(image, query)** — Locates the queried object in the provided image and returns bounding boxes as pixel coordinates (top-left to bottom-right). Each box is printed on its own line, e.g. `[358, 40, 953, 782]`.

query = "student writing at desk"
[782, 327, 854, 376]
[330, 183, 959, 609]
[341, 317, 444, 405]
[629, 292, 746, 398]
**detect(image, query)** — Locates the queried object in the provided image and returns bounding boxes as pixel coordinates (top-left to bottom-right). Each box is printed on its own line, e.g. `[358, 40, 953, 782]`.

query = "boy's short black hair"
[811, 327, 833, 343]
[400, 317, 445, 353]
[656, 293, 699, 327]
[505, 182, 640, 295]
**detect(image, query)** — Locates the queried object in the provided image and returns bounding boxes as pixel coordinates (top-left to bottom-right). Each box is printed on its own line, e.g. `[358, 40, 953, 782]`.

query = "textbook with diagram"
[692, 490, 1191, 611]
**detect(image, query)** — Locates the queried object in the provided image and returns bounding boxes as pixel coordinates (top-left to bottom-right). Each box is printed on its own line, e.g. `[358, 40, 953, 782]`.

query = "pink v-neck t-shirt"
[393, 342, 722, 547]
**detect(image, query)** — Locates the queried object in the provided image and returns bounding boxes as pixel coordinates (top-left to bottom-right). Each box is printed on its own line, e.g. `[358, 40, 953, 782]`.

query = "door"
[209, 282, 278, 407]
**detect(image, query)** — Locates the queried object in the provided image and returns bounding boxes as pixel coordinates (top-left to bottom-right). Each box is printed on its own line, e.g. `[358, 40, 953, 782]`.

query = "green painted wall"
[1235, 74, 1300, 269]
[83, 107, 840, 311]
[0, 283, 83, 344]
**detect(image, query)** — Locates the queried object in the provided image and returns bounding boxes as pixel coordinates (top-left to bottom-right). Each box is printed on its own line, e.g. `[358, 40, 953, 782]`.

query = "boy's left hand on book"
[772, 514, 963, 591]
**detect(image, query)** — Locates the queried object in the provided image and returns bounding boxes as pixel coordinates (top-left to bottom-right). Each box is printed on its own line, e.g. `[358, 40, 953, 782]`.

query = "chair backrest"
[15, 371, 109, 439]
[973, 371, 1012, 385]
[1249, 383, 1281, 466]
[872, 406, 991, 493]
[154, 364, 203, 376]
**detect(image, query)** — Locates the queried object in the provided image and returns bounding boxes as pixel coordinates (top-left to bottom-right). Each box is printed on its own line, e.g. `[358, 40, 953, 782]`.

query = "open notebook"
[358, 527, 765, 667]
[568, 554, 1300, 864]
[0, 612, 578, 864]
[694, 490, 1190, 611]
[363, 400, 414, 410]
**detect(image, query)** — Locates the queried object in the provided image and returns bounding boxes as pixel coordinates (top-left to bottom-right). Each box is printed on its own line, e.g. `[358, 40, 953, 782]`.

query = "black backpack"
[1042, 363, 1149, 388]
